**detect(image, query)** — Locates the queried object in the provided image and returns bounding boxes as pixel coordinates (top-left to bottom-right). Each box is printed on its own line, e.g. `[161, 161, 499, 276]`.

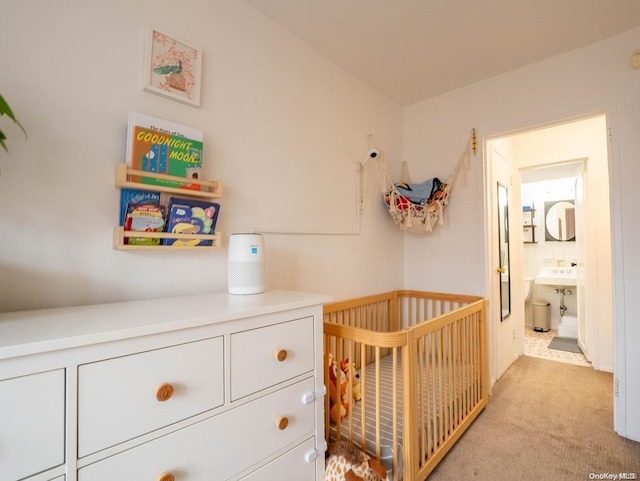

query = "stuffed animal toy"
[340, 358, 362, 402]
[324, 441, 389, 481]
[328, 354, 350, 422]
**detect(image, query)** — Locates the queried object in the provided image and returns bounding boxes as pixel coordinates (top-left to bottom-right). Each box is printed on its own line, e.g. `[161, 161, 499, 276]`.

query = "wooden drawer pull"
[157, 473, 175, 481]
[275, 349, 288, 362]
[276, 416, 289, 430]
[156, 383, 175, 402]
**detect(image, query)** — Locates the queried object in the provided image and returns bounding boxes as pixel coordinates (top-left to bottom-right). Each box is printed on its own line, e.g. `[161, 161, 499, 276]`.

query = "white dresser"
[0, 290, 331, 481]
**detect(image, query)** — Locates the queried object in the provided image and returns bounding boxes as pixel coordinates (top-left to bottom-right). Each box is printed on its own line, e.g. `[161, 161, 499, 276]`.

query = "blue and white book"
[162, 198, 221, 247]
[119, 188, 161, 226]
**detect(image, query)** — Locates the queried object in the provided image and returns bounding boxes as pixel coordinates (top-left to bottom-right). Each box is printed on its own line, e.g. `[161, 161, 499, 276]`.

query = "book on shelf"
[125, 112, 204, 191]
[163, 198, 221, 247]
[124, 204, 166, 246]
[119, 188, 161, 226]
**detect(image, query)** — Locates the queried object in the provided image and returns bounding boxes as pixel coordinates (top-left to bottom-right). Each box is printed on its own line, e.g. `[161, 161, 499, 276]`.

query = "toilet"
[524, 277, 538, 329]
[558, 315, 578, 338]
[524, 277, 533, 304]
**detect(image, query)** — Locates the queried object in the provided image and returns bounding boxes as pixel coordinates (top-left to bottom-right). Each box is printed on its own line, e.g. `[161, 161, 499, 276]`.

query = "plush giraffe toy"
[324, 441, 389, 481]
[328, 354, 350, 422]
[340, 358, 362, 402]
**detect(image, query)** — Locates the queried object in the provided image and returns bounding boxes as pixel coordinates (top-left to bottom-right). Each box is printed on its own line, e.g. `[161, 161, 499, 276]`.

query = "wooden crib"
[323, 290, 488, 481]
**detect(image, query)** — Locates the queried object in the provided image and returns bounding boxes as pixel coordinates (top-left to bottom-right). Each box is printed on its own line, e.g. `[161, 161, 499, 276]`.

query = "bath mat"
[548, 336, 582, 353]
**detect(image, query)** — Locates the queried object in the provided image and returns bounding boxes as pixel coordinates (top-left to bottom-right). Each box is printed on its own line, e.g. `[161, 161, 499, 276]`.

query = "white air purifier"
[228, 233, 265, 295]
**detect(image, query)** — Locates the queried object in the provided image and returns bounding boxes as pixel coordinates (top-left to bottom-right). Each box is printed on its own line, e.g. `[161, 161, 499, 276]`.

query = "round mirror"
[545, 200, 575, 241]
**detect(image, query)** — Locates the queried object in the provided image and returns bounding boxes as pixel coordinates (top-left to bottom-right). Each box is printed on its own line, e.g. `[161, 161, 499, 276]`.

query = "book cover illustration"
[163, 198, 221, 247]
[126, 112, 203, 191]
[119, 188, 161, 226]
[124, 204, 166, 246]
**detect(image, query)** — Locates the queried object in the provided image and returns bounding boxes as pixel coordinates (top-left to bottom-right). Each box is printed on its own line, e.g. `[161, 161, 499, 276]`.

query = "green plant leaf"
[0, 129, 7, 152]
[0, 94, 27, 138]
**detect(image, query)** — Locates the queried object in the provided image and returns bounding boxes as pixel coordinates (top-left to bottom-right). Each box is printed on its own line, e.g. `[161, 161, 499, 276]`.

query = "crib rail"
[323, 290, 488, 481]
[324, 291, 398, 332]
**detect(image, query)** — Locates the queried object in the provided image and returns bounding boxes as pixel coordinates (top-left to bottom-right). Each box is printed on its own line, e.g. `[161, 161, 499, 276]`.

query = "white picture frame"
[142, 26, 202, 107]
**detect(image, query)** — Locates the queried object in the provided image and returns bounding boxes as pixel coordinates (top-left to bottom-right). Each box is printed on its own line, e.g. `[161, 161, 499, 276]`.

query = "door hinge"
[615, 377, 619, 397]
[608, 127, 613, 142]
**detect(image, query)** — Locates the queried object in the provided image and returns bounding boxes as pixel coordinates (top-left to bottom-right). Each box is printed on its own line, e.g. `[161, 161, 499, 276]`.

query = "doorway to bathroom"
[486, 113, 614, 380]
[521, 160, 590, 367]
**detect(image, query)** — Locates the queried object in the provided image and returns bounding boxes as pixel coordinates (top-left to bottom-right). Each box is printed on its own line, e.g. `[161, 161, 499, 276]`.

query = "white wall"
[0, 0, 404, 312]
[403, 29, 640, 440]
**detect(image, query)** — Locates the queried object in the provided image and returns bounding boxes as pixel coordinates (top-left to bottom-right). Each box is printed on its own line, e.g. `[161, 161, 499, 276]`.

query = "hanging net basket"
[379, 130, 476, 233]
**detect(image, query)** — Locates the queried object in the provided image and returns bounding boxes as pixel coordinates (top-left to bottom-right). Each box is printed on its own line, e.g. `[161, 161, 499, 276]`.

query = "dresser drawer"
[78, 377, 316, 481]
[231, 316, 314, 400]
[0, 370, 65, 481]
[240, 437, 317, 481]
[78, 337, 224, 457]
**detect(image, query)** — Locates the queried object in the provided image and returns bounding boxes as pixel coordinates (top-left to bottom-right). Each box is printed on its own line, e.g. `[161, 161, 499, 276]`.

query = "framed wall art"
[143, 27, 202, 107]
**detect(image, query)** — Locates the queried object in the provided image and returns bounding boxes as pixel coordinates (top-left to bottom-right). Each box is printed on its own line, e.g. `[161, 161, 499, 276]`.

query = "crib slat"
[402, 333, 417, 481]
[392, 346, 399, 481]
[375, 346, 381, 460]
[360, 345, 367, 455]
[324, 339, 331, 441]
[428, 332, 437, 455]
[416, 337, 422, 456]
[346, 339, 354, 435]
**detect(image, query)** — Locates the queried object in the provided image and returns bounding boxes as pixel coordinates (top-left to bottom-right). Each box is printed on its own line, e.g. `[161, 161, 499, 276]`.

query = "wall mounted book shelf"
[114, 164, 223, 250]
[115, 163, 223, 198]
[113, 227, 222, 250]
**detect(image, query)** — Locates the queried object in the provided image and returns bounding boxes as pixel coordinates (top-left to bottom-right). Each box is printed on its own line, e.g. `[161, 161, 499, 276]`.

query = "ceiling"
[521, 162, 582, 184]
[242, 0, 640, 106]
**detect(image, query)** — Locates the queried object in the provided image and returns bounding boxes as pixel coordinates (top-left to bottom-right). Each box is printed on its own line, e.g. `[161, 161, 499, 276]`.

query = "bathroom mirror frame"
[545, 200, 576, 241]
[497, 182, 511, 321]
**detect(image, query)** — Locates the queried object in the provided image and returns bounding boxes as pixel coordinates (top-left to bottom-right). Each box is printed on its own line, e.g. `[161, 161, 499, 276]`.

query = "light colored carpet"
[428, 355, 640, 480]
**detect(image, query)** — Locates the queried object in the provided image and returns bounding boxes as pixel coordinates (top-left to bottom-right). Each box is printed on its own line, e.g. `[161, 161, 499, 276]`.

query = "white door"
[574, 166, 589, 359]
[487, 141, 523, 383]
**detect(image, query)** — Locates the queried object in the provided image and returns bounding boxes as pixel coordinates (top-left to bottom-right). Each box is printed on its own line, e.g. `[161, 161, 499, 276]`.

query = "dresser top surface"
[0, 290, 331, 359]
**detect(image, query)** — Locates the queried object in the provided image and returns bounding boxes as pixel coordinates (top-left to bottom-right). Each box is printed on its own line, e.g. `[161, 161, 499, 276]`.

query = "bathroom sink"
[535, 266, 577, 286]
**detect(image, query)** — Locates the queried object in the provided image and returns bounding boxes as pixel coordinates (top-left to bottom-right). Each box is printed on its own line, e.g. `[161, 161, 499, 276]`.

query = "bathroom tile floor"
[524, 328, 591, 367]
